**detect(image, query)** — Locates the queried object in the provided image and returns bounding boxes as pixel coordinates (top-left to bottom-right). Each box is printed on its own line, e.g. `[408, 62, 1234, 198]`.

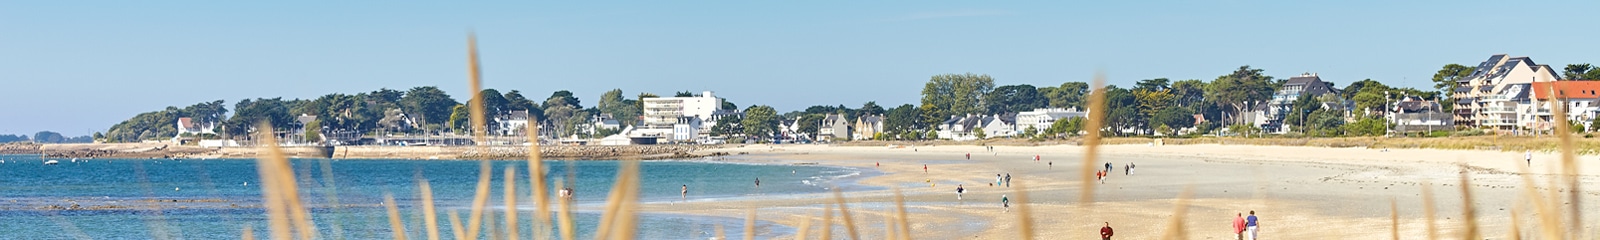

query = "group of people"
[1232, 211, 1261, 240]
[995, 173, 1012, 187]
[557, 187, 575, 199]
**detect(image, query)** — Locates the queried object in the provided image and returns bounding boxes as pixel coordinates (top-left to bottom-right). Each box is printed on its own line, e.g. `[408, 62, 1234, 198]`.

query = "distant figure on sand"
[1048, 161, 1053, 169]
[1004, 174, 1011, 187]
[1096, 170, 1106, 184]
[1104, 162, 1113, 172]
[1232, 212, 1247, 240]
[1246, 211, 1259, 240]
[1129, 162, 1135, 174]
[996, 174, 1003, 186]
[956, 185, 965, 200]
[1001, 194, 1009, 212]
[1124, 164, 1129, 175]
[1526, 150, 1532, 166]
[966, 153, 971, 159]
[1035, 155, 1040, 162]
[1100, 222, 1114, 240]
[924, 164, 928, 173]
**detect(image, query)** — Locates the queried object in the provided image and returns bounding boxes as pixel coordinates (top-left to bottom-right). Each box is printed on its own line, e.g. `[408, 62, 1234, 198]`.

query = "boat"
[44, 160, 59, 165]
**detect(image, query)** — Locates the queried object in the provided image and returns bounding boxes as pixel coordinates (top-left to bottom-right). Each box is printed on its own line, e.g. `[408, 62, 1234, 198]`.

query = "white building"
[1015, 108, 1086, 133]
[640, 91, 723, 141]
[671, 116, 702, 142]
[175, 117, 217, 136]
[1525, 81, 1600, 132]
[936, 114, 1016, 141]
[496, 110, 532, 136]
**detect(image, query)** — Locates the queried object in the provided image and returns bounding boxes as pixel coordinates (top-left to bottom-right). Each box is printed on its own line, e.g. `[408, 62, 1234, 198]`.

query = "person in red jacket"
[1233, 212, 1247, 240]
[1100, 222, 1114, 240]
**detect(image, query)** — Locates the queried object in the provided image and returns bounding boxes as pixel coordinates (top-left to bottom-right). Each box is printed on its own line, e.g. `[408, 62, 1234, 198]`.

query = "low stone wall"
[0, 143, 41, 154]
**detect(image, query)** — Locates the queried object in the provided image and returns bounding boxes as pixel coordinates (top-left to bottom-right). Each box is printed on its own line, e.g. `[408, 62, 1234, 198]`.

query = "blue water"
[0, 154, 867, 239]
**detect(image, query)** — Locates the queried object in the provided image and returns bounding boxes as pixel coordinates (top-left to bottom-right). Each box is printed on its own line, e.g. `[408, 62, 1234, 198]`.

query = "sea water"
[0, 154, 869, 239]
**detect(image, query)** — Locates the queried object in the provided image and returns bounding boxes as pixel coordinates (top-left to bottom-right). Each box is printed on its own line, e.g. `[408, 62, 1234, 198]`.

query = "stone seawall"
[34, 143, 716, 160]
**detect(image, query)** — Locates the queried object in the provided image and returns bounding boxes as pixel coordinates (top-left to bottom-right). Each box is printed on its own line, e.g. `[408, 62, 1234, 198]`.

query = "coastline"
[636, 143, 1600, 239]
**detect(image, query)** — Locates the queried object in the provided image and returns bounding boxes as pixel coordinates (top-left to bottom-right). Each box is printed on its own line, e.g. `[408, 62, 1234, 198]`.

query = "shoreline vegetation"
[9, 134, 1600, 159]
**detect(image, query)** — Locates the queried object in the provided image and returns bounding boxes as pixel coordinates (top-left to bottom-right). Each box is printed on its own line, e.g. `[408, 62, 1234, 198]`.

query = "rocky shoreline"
[25, 143, 725, 160]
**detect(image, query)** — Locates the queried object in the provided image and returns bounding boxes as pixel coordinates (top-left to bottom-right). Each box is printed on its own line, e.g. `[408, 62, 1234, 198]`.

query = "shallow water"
[0, 154, 867, 239]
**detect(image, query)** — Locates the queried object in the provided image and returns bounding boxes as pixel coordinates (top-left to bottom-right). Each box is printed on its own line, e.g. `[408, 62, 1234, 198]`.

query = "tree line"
[101, 61, 1600, 143]
[102, 86, 722, 143]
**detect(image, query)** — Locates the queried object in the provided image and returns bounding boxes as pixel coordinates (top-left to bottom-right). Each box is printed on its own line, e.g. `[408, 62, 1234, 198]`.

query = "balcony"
[1481, 107, 1516, 113]
[1454, 109, 1474, 115]
[1480, 119, 1517, 126]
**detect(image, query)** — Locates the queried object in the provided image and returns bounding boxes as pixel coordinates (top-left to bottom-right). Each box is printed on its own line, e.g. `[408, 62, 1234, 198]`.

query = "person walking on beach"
[1048, 161, 1052, 169]
[924, 164, 928, 173]
[1100, 222, 1114, 240]
[1004, 174, 1011, 187]
[1526, 150, 1532, 166]
[1129, 162, 1135, 175]
[1096, 170, 1106, 184]
[1035, 155, 1040, 162]
[681, 185, 688, 200]
[1245, 210, 1259, 240]
[1104, 162, 1113, 172]
[1232, 213, 1247, 240]
[956, 185, 965, 200]
[1001, 194, 1009, 212]
[966, 153, 971, 160]
[1124, 163, 1129, 175]
[996, 174, 1003, 186]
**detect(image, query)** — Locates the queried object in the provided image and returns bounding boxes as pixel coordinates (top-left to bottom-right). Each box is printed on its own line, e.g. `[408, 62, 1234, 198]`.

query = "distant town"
[8, 53, 1598, 147]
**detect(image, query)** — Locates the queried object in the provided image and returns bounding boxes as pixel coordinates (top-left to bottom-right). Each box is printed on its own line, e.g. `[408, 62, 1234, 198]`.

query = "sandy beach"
[634, 143, 1600, 239]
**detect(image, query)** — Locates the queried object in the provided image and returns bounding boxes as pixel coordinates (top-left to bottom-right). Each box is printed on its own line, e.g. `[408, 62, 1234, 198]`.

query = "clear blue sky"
[3, 1, 1598, 135]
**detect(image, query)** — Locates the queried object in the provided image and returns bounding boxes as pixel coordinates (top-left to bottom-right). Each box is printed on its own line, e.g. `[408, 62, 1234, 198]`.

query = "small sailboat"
[44, 160, 59, 165]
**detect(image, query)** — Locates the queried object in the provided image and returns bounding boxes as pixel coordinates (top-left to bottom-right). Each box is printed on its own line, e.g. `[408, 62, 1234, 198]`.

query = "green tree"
[543, 96, 578, 137]
[224, 98, 295, 136]
[1021, 126, 1038, 139]
[796, 114, 825, 140]
[884, 104, 921, 134]
[1132, 88, 1175, 131]
[543, 90, 582, 110]
[1204, 66, 1275, 125]
[859, 101, 886, 116]
[1564, 64, 1594, 80]
[972, 127, 986, 139]
[1046, 82, 1089, 109]
[92, 132, 104, 141]
[1432, 64, 1474, 99]
[1135, 78, 1171, 91]
[304, 120, 322, 143]
[597, 89, 642, 127]
[983, 84, 1045, 114]
[1151, 107, 1195, 134]
[921, 73, 995, 124]
[710, 115, 743, 137]
[448, 104, 470, 133]
[1170, 79, 1207, 108]
[1284, 94, 1321, 133]
[741, 105, 780, 141]
[400, 86, 459, 126]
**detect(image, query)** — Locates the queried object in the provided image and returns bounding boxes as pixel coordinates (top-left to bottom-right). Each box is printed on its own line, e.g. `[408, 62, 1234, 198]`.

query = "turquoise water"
[0, 154, 869, 239]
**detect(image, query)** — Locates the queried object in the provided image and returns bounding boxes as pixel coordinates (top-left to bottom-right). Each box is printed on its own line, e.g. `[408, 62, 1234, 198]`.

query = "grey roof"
[858, 115, 882, 123]
[1280, 75, 1339, 96]
[1454, 86, 1472, 93]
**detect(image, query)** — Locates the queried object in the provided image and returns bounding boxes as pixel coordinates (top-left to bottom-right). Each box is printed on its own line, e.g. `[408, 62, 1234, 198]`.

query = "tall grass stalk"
[418, 179, 441, 240]
[384, 194, 408, 240]
[1078, 72, 1106, 205]
[1157, 188, 1193, 240]
[744, 209, 756, 240]
[831, 189, 860, 240]
[1012, 183, 1035, 240]
[504, 166, 519, 240]
[1457, 169, 1478, 239]
[526, 121, 550, 240]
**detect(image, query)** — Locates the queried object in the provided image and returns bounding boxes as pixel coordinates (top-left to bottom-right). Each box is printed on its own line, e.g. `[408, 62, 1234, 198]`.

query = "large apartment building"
[638, 91, 724, 141]
[1452, 54, 1562, 129]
